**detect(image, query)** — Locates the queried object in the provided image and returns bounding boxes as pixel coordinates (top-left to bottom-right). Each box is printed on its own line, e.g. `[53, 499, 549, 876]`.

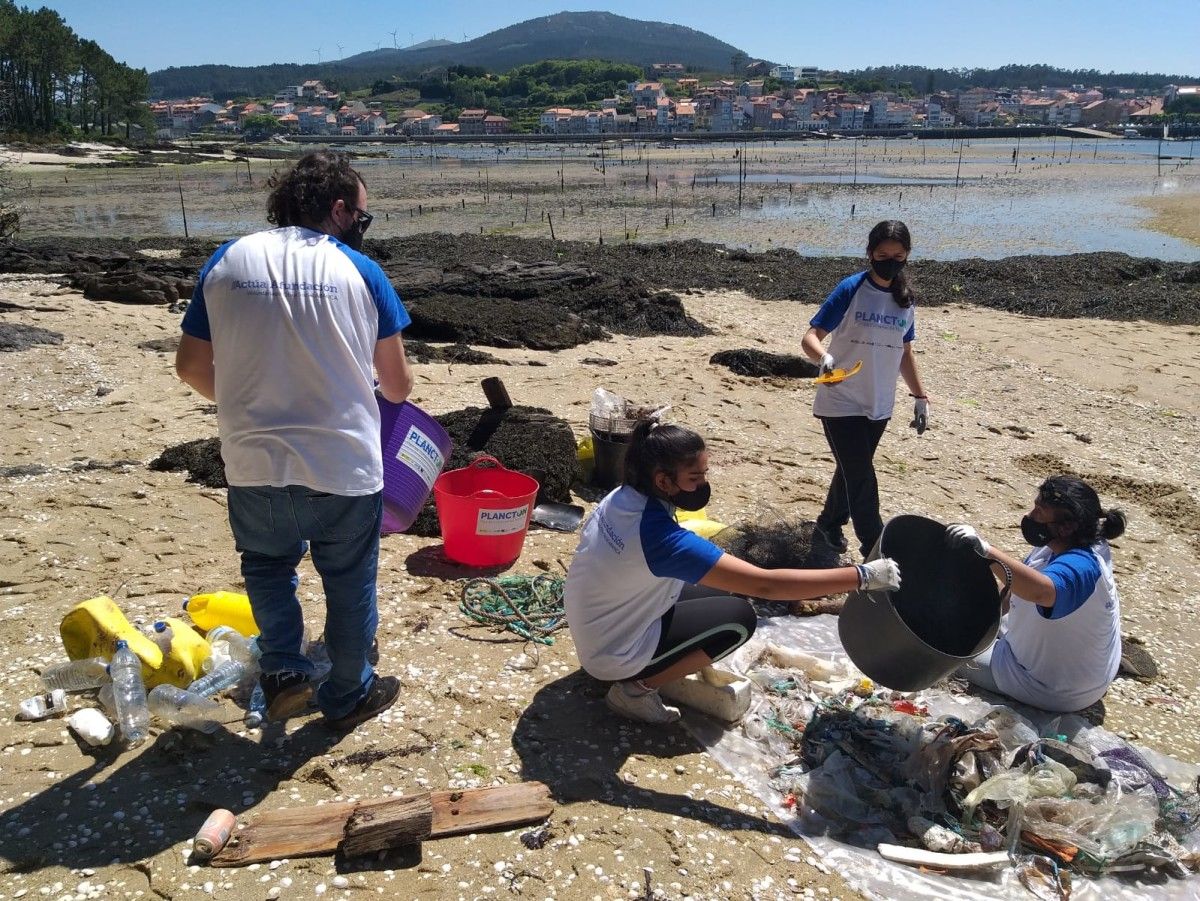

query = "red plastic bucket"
[434, 455, 540, 567]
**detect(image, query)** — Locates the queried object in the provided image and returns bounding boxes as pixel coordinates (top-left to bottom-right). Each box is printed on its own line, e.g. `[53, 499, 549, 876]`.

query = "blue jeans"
[227, 485, 382, 720]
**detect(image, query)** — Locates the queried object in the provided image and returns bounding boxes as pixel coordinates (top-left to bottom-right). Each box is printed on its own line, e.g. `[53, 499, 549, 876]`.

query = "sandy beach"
[1, 228, 1199, 897]
[1, 136, 1199, 897]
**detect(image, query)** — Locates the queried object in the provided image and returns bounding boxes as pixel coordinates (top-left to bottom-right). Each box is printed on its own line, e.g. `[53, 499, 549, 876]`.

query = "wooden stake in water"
[177, 178, 189, 239]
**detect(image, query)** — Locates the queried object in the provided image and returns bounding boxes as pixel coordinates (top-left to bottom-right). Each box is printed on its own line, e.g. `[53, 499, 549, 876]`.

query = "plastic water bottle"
[244, 682, 267, 728]
[205, 626, 256, 667]
[41, 657, 109, 692]
[188, 637, 260, 698]
[146, 621, 174, 654]
[98, 680, 116, 717]
[109, 640, 150, 745]
[17, 689, 68, 721]
[148, 685, 221, 733]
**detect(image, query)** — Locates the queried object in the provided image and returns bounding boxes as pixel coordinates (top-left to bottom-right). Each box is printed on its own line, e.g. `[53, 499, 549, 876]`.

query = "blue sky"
[36, 0, 1200, 76]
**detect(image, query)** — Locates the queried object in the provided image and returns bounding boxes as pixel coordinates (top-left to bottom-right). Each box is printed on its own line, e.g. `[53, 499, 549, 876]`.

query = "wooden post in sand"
[481, 377, 512, 411]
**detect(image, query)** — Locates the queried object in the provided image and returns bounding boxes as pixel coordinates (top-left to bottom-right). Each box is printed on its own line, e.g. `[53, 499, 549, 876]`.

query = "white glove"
[911, 397, 929, 434]
[857, 558, 901, 592]
[819, 353, 835, 377]
[946, 523, 990, 557]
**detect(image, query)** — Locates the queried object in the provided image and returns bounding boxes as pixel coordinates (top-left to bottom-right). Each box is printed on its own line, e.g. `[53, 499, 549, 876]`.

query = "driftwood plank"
[342, 794, 434, 857]
[210, 782, 552, 867]
[431, 781, 553, 839]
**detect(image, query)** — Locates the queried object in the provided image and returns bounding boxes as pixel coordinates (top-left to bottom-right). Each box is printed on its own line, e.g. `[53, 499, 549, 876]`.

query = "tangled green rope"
[459, 574, 567, 645]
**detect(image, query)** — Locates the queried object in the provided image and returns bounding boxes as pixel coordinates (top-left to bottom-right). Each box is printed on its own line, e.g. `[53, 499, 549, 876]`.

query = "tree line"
[0, 0, 150, 136]
[374, 59, 644, 110]
[844, 63, 1196, 96]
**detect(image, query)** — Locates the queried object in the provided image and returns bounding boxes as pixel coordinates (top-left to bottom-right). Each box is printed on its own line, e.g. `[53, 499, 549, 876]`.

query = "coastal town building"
[457, 109, 489, 135]
[155, 68, 1177, 141]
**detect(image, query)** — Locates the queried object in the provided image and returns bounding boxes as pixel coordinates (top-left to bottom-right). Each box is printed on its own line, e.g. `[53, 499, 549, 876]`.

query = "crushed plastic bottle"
[40, 657, 109, 692]
[188, 637, 260, 698]
[148, 684, 221, 733]
[146, 621, 174, 655]
[110, 640, 150, 745]
[17, 689, 68, 721]
[204, 625, 256, 668]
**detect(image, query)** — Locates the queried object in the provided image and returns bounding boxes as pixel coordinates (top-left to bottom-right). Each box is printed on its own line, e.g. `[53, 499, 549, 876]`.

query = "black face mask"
[1021, 515, 1052, 547]
[670, 482, 711, 512]
[870, 258, 906, 281]
[340, 222, 366, 251]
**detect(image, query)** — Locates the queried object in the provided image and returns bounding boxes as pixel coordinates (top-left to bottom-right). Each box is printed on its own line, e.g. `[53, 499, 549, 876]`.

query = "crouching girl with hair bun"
[564, 419, 902, 724]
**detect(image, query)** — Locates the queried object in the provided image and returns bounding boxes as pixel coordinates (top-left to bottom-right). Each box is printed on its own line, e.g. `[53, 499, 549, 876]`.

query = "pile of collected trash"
[735, 641, 1200, 888]
[18, 592, 326, 748]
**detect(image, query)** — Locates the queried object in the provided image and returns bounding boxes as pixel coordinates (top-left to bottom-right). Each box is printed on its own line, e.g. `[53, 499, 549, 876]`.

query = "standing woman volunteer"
[801, 220, 930, 558]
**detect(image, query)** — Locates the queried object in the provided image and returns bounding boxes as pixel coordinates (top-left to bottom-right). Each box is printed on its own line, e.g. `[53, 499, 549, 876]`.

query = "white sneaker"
[605, 682, 682, 724]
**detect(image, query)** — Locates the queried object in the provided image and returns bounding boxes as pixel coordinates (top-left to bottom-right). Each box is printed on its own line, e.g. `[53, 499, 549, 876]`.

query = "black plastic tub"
[590, 428, 630, 490]
[838, 514, 1005, 692]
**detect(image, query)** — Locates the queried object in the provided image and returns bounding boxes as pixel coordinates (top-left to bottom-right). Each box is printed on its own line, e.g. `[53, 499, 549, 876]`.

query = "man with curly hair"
[175, 150, 413, 732]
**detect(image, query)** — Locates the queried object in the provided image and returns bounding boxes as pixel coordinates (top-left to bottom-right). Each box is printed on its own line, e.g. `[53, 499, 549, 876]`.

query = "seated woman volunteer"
[564, 420, 902, 725]
[946, 476, 1126, 713]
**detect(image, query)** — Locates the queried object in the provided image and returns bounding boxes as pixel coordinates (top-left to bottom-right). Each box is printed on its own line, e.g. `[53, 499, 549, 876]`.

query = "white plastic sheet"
[681, 615, 1200, 901]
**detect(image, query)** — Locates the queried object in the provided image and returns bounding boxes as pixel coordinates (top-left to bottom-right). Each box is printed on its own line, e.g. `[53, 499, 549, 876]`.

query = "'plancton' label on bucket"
[476, 505, 530, 536]
[396, 425, 445, 491]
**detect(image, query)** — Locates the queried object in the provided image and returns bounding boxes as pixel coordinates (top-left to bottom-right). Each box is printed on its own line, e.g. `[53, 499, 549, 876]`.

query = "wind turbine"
[313, 46, 322, 63]
[409, 31, 414, 47]
[389, 29, 398, 49]
[374, 40, 381, 51]
[335, 42, 344, 58]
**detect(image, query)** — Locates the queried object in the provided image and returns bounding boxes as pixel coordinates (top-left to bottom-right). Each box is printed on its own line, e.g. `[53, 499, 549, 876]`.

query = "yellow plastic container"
[675, 508, 727, 539]
[183, 591, 258, 637]
[60, 596, 163, 679]
[680, 518, 728, 539]
[146, 616, 213, 689]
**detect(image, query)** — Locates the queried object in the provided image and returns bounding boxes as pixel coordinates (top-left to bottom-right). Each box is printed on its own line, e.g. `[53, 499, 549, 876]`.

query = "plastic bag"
[590, 387, 625, 419]
[964, 771, 1033, 813]
[975, 705, 1039, 749]
[1028, 759, 1078, 798]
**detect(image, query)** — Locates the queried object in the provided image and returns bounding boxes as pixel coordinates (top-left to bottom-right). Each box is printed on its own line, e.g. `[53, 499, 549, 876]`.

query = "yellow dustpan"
[814, 360, 863, 384]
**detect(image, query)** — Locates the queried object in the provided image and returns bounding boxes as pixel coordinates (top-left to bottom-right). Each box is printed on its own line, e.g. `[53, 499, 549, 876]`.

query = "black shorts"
[632, 585, 757, 681]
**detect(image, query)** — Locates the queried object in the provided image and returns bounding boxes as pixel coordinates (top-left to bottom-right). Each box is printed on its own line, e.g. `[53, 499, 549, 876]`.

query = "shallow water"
[12, 138, 1200, 261]
[754, 177, 1198, 260]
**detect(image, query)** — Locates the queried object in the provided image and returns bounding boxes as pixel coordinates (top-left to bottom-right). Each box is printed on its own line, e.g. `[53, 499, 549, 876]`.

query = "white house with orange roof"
[540, 107, 574, 132]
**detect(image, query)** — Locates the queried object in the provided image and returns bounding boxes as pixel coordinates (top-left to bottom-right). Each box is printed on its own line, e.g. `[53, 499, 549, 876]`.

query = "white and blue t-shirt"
[990, 542, 1121, 712]
[810, 271, 915, 420]
[181, 226, 410, 495]
[565, 486, 724, 681]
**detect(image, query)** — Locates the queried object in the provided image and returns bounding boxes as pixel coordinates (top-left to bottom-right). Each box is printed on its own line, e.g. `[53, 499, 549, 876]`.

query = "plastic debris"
[68, 707, 114, 746]
[16, 689, 68, 721]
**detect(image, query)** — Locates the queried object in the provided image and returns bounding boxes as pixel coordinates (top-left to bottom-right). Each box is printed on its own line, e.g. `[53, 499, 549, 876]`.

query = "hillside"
[149, 11, 747, 99]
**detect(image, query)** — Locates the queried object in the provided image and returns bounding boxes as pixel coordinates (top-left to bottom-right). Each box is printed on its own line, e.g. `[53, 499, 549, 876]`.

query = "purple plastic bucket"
[379, 398, 452, 534]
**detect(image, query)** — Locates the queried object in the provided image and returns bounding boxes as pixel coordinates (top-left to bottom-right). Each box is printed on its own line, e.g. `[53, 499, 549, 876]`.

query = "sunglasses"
[348, 206, 373, 232]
